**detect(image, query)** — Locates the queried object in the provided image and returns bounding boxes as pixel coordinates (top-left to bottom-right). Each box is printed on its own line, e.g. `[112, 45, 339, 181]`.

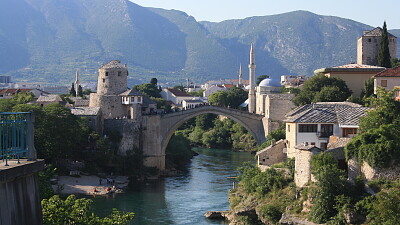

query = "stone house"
[182, 99, 205, 110]
[256, 139, 287, 171]
[70, 107, 102, 133]
[357, 27, 397, 66]
[36, 94, 64, 107]
[161, 88, 193, 106]
[315, 64, 385, 96]
[372, 65, 400, 97]
[285, 102, 369, 158]
[203, 85, 226, 98]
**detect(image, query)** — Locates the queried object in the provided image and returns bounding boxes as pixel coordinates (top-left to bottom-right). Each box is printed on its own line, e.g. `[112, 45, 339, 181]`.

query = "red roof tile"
[166, 88, 192, 97]
[373, 66, 400, 77]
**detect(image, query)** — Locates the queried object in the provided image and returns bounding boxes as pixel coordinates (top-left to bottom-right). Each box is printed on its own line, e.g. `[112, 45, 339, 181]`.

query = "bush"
[260, 204, 282, 224]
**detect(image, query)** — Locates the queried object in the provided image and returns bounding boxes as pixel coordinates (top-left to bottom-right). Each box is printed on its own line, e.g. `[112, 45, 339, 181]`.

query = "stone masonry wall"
[0, 160, 45, 225]
[348, 159, 400, 181]
[295, 149, 313, 187]
[257, 139, 287, 167]
[104, 119, 141, 156]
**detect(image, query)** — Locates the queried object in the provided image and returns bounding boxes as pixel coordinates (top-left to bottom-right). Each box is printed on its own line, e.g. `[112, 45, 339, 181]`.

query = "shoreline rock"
[204, 211, 230, 220]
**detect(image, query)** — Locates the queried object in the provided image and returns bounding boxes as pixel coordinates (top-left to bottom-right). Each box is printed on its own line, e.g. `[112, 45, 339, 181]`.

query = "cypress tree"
[378, 21, 392, 68]
[78, 85, 83, 97]
[70, 83, 76, 97]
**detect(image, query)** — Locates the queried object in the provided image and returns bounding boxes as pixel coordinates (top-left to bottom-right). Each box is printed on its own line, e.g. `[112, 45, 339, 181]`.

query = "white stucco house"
[284, 102, 370, 158]
[161, 88, 193, 106]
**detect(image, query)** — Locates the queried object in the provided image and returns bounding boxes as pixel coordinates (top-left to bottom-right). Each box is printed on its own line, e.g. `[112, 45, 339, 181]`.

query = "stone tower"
[357, 27, 397, 66]
[248, 43, 256, 113]
[89, 60, 129, 119]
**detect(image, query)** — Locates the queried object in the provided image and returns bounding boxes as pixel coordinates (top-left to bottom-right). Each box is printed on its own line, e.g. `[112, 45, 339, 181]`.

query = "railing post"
[28, 112, 37, 161]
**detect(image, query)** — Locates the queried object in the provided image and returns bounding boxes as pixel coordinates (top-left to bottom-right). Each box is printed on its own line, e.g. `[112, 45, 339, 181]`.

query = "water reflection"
[91, 148, 254, 225]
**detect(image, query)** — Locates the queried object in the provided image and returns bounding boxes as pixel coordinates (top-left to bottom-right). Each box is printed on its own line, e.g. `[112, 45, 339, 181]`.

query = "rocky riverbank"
[53, 175, 129, 195]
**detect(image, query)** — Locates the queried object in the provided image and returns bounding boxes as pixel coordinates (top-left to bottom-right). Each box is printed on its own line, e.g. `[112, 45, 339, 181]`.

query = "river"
[90, 148, 254, 225]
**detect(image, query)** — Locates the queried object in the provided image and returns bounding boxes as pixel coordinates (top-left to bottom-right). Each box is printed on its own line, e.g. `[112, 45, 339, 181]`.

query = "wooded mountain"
[0, 0, 398, 86]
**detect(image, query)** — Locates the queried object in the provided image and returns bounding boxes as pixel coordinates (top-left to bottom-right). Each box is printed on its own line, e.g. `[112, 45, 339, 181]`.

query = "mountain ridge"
[0, 0, 398, 86]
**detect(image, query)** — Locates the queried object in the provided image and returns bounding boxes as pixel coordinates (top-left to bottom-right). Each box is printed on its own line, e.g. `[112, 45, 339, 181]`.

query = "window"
[381, 80, 387, 87]
[118, 71, 121, 76]
[368, 38, 371, 42]
[288, 125, 290, 132]
[105, 72, 109, 76]
[320, 124, 334, 138]
[311, 142, 315, 146]
[137, 96, 142, 102]
[102, 79, 105, 83]
[320, 143, 328, 150]
[299, 124, 317, 133]
[343, 128, 358, 137]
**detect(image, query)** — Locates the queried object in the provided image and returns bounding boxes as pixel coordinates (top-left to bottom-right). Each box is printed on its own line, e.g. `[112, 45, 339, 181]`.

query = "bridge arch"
[159, 106, 266, 157]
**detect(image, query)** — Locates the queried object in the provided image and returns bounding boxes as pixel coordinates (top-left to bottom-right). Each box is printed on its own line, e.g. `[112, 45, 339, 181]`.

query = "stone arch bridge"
[139, 105, 267, 170]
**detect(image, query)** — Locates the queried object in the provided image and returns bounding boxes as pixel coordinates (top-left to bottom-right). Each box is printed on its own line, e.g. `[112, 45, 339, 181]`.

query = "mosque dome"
[258, 78, 280, 87]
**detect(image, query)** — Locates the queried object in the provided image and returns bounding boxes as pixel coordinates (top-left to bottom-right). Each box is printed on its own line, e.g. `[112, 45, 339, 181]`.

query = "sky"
[130, 0, 400, 29]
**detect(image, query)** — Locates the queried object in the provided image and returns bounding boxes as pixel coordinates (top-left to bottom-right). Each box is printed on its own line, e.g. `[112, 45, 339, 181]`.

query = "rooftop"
[36, 94, 63, 102]
[71, 107, 100, 116]
[373, 65, 400, 77]
[165, 88, 192, 97]
[285, 102, 370, 127]
[361, 27, 396, 38]
[120, 89, 144, 96]
[315, 64, 385, 73]
[294, 143, 322, 151]
[100, 60, 128, 70]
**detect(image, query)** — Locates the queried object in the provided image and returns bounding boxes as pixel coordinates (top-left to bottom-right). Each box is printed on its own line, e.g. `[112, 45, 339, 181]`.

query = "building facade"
[357, 27, 397, 66]
[315, 64, 385, 96]
[285, 102, 369, 158]
[372, 65, 400, 97]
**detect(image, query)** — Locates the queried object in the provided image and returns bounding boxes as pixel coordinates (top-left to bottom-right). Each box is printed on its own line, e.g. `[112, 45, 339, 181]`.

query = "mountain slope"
[0, 1, 397, 85]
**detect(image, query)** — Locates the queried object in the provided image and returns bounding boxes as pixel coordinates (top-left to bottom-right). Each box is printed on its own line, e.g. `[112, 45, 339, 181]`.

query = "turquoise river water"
[90, 148, 254, 225]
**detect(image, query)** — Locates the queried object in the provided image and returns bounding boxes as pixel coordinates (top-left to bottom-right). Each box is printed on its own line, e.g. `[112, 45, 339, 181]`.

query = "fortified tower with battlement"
[89, 60, 129, 119]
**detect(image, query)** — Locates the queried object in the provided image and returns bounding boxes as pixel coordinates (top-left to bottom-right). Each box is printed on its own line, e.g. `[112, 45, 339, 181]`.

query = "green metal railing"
[0, 112, 32, 166]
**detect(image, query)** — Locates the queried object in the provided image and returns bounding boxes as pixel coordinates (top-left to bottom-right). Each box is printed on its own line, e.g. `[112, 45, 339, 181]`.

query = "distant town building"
[0, 76, 11, 83]
[161, 88, 193, 106]
[36, 94, 63, 107]
[372, 65, 400, 97]
[315, 63, 385, 96]
[357, 27, 397, 66]
[0, 88, 47, 99]
[280, 75, 306, 87]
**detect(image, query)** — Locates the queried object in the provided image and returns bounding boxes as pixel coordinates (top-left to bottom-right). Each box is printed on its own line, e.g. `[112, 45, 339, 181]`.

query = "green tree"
[367, 189, 400, 225]
[360, 78, 374, 98]
[208, 86, 247, 109]
[310, 153, 347, 223]
[70, 83, 76, 97]
[166, 132, 193, 168]
[173, 84, 185, 92]
[392, 58, 400, 68]
[134, 83, 161, 98]
[378, 22, 392, 68]
[293, 74, 352, 106]
[77, 85, 83, 97]
[150, 77, 158, 86]
[256, 75, 269, 85]
[41, 195, 134, 225]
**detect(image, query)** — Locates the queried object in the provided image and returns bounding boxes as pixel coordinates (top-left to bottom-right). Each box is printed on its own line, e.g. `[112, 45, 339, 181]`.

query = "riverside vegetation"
[227, 88, 400, 224]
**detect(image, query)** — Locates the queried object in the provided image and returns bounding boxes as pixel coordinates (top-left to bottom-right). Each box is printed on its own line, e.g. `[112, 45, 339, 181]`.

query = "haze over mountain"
[0, 0, 398, 86]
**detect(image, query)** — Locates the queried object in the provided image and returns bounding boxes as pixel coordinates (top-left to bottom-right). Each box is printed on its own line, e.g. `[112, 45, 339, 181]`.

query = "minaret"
[238, 64, 243, 86]
[74, 70, 80, 97]
[248, 43, 256, 113]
